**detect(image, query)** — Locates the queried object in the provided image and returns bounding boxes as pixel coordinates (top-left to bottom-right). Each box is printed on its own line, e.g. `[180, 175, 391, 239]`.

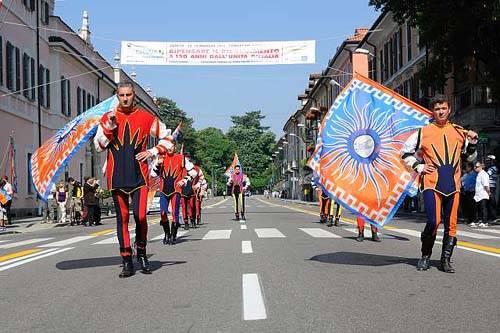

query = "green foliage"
[369, 0, 500, 98]
[156, 97, 196, 157]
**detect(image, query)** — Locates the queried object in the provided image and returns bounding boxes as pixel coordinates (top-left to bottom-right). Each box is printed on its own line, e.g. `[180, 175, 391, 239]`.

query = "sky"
[55, 0, 379, 135]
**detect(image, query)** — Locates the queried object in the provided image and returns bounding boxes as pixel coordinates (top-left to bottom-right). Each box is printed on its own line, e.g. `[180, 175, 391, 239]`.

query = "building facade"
[0, 1, 159, 216]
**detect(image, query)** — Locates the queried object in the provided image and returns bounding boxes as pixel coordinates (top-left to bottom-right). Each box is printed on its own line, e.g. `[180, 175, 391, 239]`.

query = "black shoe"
[356, 232, 364, 242]
[241, 214, 246, 221]
[137, 254, 152, 274]
[197, 218, 201, 225]
[438, 235, 456, 273]
[119, 258, 135, 278]
[162, 235, 171, 245]
[184, 223, 189, 230]
[235, 213, 240, 221]
[327, 218, 333, 227]
[371, 232, 381, 242]
[417, 255, 431, 271]
[334, 218, 339, 227]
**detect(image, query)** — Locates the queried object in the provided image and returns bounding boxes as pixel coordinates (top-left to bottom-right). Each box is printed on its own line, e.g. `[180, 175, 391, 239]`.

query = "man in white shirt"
[472, 162, 490, 227]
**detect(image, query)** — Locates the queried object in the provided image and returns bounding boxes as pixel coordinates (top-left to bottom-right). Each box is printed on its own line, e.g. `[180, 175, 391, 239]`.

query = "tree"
[230, 111, 270, 133]
[155, 97, 196, 157]
[369, 0, 500, 97]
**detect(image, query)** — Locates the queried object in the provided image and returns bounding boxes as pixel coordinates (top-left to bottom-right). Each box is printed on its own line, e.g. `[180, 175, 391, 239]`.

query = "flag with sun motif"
[30, 96, 119, 200]
[308, 74, 432, 228]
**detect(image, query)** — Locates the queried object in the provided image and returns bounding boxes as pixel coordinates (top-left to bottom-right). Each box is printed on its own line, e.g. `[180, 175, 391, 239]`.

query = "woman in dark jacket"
[83, 178, 99, 227]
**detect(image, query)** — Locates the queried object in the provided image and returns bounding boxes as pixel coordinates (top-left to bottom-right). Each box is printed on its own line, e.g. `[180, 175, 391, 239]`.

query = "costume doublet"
[95, 106, 168, 258]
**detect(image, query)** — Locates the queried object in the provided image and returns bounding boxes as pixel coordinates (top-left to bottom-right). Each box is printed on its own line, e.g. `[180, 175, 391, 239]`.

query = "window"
[41, 1, 50, 25]
[6, 42, 21, 93]
[23, 0, 35, 11]
[82, 88, 87, 112]
[91, 95, 95, 108]
[23, 53, 36, 100]
[27, 153, 33, 194]
[379, 49, 384, 82]
[45, 68, 50, 107]
[398, 27, 403, 69]
[60, 77, 71, 116]
[87, 92, 91, 109]
[38, 65, 50, 107]
[406, 23, 412, 62]
[77, 87, 81, 115]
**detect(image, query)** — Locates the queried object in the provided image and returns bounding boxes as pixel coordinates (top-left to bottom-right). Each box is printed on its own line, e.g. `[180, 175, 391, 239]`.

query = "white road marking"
[254, 228, 286, 238]
[0, 248, 59, 267]
[389, 228, 422, 238]
[151, 230, 188, 241]
[299, 228, 341, 238]
[480, 229, 500, 236]
[39, 236, 95, 247]
[202, 230, 232, 240]
[242, 273, 267, 320]
[242, 241, 253, 254]
[93, 232, 136, 245]
[0, 247, 74, 272]
[343, 227, 396, 239]
[0, 238, 53, 249]
[241, 225, 247, 230]
[240, 220, 246, 224]
[437, 229, 499, 239]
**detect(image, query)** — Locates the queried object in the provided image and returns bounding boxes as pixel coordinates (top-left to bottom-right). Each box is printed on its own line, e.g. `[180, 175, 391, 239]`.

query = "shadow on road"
[309, 251, 439, 267]
[56, 256, 186, 271]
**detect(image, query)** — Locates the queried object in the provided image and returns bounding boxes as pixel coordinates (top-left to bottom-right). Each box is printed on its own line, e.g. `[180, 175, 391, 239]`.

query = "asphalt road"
[1, 196, 499, 332]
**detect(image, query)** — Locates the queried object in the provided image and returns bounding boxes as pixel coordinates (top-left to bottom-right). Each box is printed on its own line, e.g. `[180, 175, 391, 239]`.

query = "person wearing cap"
[401, 94, 478, 273]
[485, 155, 499, 223]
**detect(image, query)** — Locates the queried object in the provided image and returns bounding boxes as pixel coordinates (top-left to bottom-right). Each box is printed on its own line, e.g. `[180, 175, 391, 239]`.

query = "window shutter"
[61, 77, 66, 115]
[45, 69, 50, 108]
[6, 42, 13, 90]
[67, 80, 71, 117]
[23, 53, 29, 98]
[0, 36, 3, 86]
[15, 47, 21, 93]
[30, 57, 35, 99]
[77, 87, 81, 115]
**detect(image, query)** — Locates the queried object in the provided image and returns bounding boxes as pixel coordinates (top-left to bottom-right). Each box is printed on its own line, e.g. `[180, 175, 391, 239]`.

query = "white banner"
[121, 40, 315, 66]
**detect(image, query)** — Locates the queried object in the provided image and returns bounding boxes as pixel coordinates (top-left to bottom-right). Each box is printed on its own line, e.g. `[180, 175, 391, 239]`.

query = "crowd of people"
[42, 176, 103, 227]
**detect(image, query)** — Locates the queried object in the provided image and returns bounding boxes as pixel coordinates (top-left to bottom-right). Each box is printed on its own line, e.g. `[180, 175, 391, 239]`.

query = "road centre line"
[242, 273, 267, 320]
[0, 247, 73, 272]
[242, 241, 253, 254]
[0, 248, 42, 263]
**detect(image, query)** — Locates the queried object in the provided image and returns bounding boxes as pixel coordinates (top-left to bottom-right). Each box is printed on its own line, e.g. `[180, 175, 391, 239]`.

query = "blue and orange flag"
[30, 96, 119, 200]
[0, 188, 11, 205]
[308, 74, 432, 228]
[225, 152, 241, 177]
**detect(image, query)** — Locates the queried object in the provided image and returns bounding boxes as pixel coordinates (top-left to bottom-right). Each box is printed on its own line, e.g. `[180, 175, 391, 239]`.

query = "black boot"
[191, 218, 197, 228]
[241, 214, 246, 221]
[417, 233, 436, 271]
[184, 221, 189, 230]
[320, 214, 326, 224]
[235, 213, 240, 221]
[136, 248, 152, 274]
[439, 235, 456, 273]
[171, 224, 178, 245]
[371, 231, 381, 242]
[327, 217, 333, 227]
[162, 224, 171, 245]
[356, 230, 364, 242]
[334, 217, 340, 227]
[119, 256, 135, 278]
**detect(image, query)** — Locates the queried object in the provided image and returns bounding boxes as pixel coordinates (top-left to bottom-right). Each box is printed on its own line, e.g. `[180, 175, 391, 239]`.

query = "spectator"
[472, 162, 489, 227]
[83, 177, 99, 227]
[485, 155, 499, 223]
[42, 184, 57, 224]
[461, 162, 477, 225]
[56, 181, 68, 224]
[2, 176, 13, 225]
[67, 177, 83, 225]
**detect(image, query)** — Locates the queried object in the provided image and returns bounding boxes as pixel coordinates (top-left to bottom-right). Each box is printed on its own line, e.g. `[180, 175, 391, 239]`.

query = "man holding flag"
[402, 94, 478, 273]
[227, 165, 250, 221]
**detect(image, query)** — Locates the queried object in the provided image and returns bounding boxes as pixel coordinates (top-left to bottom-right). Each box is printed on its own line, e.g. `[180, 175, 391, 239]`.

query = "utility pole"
[36, 0, 42, 148]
